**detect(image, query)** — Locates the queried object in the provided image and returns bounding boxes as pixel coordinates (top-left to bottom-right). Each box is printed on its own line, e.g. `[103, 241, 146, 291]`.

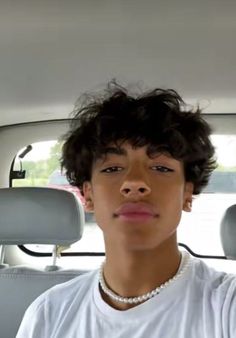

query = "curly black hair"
[61, 82, 216, 195]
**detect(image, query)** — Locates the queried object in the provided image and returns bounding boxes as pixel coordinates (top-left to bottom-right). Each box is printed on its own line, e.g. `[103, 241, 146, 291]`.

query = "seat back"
[220, 204, 236, 259]
[0, 187, 85, 338]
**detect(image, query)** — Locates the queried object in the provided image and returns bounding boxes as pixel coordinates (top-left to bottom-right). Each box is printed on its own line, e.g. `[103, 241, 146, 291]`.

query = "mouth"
[114, 202, 158, 222]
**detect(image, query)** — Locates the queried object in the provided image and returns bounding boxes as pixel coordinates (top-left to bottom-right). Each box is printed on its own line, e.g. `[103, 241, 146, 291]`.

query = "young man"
[17, 84, 236, 337]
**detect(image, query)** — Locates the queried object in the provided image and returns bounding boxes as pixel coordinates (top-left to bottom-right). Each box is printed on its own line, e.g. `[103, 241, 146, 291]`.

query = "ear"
[183, 182, 194, 212]
[82, 181, 94, 212]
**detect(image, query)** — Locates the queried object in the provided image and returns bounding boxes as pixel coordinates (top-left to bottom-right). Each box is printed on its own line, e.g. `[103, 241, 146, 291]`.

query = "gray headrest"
[220, 204, 236, 259]
[0, 187, 84, 245]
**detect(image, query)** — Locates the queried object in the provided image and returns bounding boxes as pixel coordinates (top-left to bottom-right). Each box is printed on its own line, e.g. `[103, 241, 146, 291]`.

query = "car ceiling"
[0, 0, 236, 127]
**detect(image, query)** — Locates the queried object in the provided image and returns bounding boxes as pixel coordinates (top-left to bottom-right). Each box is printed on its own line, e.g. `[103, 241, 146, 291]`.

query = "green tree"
[47, 142, 63, 175]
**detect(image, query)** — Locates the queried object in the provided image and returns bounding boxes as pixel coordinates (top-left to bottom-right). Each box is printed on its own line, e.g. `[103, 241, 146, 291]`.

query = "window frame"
[7, 115, 236, 261]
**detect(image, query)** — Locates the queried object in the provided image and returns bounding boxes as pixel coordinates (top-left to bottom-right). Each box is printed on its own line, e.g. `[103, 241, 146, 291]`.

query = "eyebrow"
[98, 145, 175, 161]
[101, 146, 127, 156]
[101, 146, 173, 157]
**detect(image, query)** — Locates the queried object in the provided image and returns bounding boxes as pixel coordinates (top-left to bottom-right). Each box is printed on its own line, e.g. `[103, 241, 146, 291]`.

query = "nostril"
[120, 182, 151, 196]
[121, 187, 148, 195]
[139, 188, 146, 193]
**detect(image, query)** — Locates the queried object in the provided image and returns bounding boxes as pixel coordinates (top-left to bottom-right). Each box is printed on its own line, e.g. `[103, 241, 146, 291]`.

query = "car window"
[11, 135, 236, 272]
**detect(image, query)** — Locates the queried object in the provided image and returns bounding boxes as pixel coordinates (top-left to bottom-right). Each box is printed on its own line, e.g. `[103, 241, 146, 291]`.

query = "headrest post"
[0, 245, 6, 264]
[52, 245, 57, 266]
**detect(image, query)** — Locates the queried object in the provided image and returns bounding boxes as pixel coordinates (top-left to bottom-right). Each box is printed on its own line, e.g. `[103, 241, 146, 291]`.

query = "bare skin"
[83, 142, 193, 310]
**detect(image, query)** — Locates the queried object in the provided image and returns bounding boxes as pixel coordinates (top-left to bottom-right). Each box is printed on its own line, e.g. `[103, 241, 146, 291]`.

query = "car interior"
[0, 1, 236, 337]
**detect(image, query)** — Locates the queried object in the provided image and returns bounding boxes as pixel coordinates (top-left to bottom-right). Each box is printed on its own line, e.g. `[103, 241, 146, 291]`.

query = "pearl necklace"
[99, 252, 190, 304]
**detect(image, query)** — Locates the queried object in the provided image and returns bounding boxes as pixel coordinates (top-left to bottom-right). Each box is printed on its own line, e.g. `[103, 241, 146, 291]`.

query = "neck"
[102, 239, 181, 310]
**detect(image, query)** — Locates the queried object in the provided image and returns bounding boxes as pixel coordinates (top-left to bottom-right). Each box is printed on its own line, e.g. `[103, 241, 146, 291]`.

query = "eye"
[101, 166, 123, 173]
[151, 165, 174, 173]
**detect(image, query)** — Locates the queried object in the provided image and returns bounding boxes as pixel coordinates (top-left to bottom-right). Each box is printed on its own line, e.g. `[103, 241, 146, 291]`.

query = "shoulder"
[190, 258, 236, 335]
[29, 269, 98, 310]
[16, 269, 98, 337]
[190, 257, 236, 309]
[42, 269, 98, 305]
[191, 257, 236, 289]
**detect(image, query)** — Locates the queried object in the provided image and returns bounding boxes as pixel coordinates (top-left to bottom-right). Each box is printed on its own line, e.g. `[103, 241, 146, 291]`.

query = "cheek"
[158, 184, 185, 216]
[158, 195, 183, 233]
[92, 187, 114, 226]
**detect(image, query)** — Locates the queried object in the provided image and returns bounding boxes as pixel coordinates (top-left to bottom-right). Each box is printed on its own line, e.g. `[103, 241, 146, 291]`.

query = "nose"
[120, 177, 151, 198]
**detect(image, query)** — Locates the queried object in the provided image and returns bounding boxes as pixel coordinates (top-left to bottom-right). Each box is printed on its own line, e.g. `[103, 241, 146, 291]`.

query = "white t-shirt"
[16, 252, 236, 338]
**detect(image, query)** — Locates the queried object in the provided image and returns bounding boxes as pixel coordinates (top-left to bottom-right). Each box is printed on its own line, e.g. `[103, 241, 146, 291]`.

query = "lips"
[114, 202, 158, 221]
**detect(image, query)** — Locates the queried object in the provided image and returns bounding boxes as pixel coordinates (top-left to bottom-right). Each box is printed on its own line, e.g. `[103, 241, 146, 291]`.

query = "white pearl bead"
[98, 252, 190, 304]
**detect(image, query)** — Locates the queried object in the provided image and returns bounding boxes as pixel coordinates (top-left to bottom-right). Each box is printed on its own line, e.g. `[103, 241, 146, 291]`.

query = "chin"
[121, 236, 162, 252]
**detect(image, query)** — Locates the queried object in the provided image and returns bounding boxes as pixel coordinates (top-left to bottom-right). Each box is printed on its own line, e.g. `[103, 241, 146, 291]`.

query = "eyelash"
[101, 166, 123, 173]
[151, 166, 174, 173]
[101, 166, 174, 173]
